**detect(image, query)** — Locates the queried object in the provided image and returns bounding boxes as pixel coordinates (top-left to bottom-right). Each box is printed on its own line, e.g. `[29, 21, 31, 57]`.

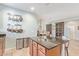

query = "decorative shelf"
[7, 28, 23, 33]
[7, 13, 23, 33]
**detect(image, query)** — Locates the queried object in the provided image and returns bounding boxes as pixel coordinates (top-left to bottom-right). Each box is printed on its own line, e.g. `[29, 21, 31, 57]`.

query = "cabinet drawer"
[38, 44, 45, 54]
[32, 41, 37, 47]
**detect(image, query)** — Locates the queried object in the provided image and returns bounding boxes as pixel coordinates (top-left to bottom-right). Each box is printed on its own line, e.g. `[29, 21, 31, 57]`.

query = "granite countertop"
[30, 37, 69, 50]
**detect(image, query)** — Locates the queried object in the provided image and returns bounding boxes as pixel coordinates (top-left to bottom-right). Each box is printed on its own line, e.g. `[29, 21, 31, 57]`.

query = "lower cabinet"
[0, 49, 2, 56]
[32, 46, 37, 56]
[32, 41, 37, 56]
[38, 44, 46, 56]
[29, 39, 33, 56]
[0, 37, 5, 56]
[46, 45, 61, 56]
[29, 40, 61, 56]
[38, 50, 45, 56]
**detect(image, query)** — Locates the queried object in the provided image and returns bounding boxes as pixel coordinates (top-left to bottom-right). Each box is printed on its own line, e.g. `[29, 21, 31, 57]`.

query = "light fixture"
[30, 7, 35, 11]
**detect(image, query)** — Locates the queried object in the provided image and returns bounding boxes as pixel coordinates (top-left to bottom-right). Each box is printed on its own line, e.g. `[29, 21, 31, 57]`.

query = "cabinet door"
[32, 41, 37, 56]
[0, 49, 2, 56]
[33, 46, 37, 56]
[47, 45, 61, 56]
[38, 44, 45, 54]
[38, 50, 45, 56]
[29, 40, 33, 56]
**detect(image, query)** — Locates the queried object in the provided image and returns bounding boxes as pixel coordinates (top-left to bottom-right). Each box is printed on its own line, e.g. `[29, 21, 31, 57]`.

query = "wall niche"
[7, 13, 23, 33]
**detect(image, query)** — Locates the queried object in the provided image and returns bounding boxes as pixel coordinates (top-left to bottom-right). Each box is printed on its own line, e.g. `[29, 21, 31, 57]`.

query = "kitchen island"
[0, 32, 6, 56]
[29, 37, 68, 56]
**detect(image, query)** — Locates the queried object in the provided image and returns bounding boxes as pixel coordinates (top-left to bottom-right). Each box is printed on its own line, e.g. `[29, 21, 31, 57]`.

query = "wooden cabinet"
[38, 50, 45, 56]
[46, 45, 61, 56]
[32, 41, 37, 56]
[38, 44, 46, 56]
[29, 39, 33, 56]
[0, 37, 5, 56]
[38, 44, 45, 54]
[29, 40, 61, 56]
[33, 45, 37, 56]
[56, 22, 64, 40]
[46, 24, 52, 34]
[29, 40, 38, 56]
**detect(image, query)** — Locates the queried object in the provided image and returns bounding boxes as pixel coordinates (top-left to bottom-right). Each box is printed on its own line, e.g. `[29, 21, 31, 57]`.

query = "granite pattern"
[30, 37, 69, 50]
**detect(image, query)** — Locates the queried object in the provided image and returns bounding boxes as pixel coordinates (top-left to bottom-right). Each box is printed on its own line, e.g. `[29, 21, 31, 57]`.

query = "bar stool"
[62, 36, 69, 56]
[64, 40, 69, 56]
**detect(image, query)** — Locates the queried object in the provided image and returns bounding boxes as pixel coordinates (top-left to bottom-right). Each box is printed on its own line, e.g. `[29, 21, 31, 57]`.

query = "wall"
[64, 21, 79, 40]
[0, 10, 3, 30]
[2, 10, 38, 49]
[64, 21, 75, 40]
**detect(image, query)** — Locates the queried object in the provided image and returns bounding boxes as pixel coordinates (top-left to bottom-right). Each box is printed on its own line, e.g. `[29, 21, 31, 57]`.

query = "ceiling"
[1, 3, 79, 22]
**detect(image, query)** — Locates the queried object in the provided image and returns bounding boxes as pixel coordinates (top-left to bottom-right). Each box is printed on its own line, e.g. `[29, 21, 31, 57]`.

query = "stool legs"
[65, 47, 69, 56]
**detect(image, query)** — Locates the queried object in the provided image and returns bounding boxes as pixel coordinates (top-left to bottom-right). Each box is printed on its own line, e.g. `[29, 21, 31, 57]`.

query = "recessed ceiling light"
[30, 7, 35, 11]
